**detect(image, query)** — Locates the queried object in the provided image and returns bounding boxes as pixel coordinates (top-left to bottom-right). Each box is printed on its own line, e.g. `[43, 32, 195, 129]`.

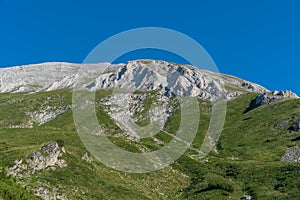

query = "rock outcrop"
[29, 105, 71, 126]
[34, 183, 67, 200]
[289, 121, 300, 132]
[81, 152, 93, 163]
[7, 141, 67, 178]
[281, 145, 300, 162]
[255, 90, 299, 106]
[100, 92, 172, 140]
[274, 119, 290, 129]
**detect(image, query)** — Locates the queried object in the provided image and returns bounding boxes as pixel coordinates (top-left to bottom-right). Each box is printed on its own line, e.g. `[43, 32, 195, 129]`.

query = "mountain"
[0, 60, 268, 99]
[0, 60, 300, 200]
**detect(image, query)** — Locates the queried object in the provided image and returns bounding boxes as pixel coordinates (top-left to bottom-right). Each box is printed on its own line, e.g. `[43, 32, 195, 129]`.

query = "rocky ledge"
[255, 90, 299, 106]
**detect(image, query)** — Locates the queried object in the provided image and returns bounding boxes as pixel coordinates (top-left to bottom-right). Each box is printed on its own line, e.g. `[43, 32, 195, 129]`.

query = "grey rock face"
[7, 141, 67, 177]
[87, 61, 269, 100]
[27, 142, 67, 170]
[255, 90, 299, 106]
[281, 145, 300, 162]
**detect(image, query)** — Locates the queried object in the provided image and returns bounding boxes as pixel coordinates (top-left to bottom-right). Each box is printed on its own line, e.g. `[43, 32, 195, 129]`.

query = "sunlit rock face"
[0, 60, 269, 100]
[255, 90, 299, 106]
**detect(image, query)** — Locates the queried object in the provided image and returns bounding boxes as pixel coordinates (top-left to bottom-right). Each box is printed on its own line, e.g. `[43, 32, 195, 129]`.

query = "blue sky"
[1, 0, 300, 94]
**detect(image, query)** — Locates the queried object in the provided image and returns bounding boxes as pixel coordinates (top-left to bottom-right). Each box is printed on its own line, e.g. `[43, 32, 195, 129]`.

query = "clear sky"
[1, 0, 300, 94]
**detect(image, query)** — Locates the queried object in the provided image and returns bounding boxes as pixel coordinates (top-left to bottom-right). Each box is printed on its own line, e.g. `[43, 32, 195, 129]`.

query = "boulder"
[281, 145, 300, 162]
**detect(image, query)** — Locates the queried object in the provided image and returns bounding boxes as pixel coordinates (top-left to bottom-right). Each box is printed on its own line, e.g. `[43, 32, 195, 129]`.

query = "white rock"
[0, 60, 270, 100]
[7, 141, 67, 177]
[255, 90, 299, 106]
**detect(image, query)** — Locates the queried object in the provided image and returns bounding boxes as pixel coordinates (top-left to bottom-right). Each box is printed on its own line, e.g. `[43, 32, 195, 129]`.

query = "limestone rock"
[100, 92, 172, 140]
[281, 145, 300, 162]
[7, 141, 67, 177]
[82, 152, 93, 163]
[255, 90, 299, 106]
[29, 105, 71, 126]
[0, 60, 269, 101]
[34, 183, 67, 200]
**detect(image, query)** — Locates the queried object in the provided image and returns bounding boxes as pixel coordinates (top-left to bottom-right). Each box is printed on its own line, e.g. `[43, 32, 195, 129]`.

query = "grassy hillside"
[0, 90, 300, 199]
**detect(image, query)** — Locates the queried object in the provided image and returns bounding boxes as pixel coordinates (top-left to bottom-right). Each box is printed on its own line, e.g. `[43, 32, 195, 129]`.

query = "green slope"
[0, 90, 300, 199]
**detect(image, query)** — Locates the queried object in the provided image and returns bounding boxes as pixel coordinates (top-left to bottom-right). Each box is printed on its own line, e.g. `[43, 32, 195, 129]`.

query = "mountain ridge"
[0, 60, 271, 100]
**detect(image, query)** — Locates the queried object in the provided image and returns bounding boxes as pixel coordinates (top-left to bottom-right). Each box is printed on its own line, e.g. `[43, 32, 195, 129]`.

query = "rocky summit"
[0, 60, 300, 200]
[0, 60, 268, 100]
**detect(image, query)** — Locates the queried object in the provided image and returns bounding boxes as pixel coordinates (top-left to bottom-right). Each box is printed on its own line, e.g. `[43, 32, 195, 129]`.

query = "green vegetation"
[0, 90, 300, 199]
[224, 85, 248, 93]
[0, 171, 39, 200]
